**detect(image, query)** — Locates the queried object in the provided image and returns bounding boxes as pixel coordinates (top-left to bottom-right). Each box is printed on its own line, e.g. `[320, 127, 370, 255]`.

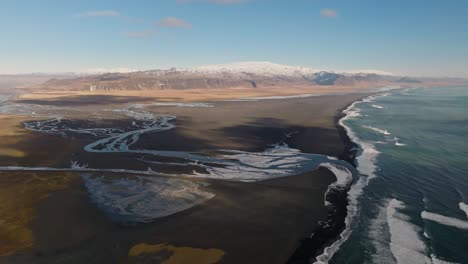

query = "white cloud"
[77, 10, 121, 17]
[158, 17, 192, 28]
[320, 8, 338, 18]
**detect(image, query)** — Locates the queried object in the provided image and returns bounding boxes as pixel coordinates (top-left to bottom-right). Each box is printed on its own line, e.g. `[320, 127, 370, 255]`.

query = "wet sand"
[0, 92, 369, 263]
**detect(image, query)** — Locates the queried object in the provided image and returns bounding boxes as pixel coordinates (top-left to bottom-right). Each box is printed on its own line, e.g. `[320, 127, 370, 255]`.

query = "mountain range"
[6, 62, 461, 92]
[30, 62, 413, 92]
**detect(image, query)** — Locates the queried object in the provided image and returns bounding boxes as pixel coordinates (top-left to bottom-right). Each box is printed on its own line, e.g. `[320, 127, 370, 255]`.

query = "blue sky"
[1, 0, 467, 77]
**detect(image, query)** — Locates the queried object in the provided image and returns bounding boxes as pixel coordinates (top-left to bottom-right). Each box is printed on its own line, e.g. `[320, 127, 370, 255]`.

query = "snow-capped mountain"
[36, 61, 411, 91]
[193, 61, 319, 77]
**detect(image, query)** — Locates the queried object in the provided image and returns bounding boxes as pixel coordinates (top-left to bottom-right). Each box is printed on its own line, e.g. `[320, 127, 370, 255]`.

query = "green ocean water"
[328, 86, 468, 264]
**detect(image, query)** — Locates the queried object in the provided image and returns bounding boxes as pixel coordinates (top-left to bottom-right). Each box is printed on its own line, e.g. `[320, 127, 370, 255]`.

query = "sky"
[1, 0, 467, 77]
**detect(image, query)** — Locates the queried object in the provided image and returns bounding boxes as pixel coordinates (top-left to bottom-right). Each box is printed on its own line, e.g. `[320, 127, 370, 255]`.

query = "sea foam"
[459, 202, 468, 219]
[314, 95, 383, 264]
[421, 211, 468, 230]
[386, 199, 430, 264]
[319, 163, 353, 206]
[371, 104, 384, 109]
[363, 125, 391, 136]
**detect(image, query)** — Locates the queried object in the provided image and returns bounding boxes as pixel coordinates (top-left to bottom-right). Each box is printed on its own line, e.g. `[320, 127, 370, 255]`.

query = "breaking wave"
[386, 199, 430, 264]
[371, 104, 384, 109]
[319, 163, 353, 206]
[363, 125, 391, 136]
[459, 202, 468, 219]
[421, 211, 468, 230]
[313, 94, 383, 263]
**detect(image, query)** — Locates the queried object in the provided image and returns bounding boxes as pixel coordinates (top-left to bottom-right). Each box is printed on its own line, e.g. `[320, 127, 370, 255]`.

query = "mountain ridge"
[15, 61, 442, 92]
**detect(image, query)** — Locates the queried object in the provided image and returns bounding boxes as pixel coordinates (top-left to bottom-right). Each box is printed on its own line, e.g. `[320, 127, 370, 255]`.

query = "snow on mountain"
[192, 61, 319, 77]
[341, 69, 395, 76]
[192, 61, 395, 77]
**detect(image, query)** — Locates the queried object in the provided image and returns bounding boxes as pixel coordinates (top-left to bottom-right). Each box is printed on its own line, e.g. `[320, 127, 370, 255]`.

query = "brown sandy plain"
[17, 84, 383, 102]
[0, 90, 369, 264]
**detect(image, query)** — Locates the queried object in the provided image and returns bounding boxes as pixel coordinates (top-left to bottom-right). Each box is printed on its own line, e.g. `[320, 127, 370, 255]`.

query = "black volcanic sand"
[0, 93, 370, 264]
[1, 169, 335, 264]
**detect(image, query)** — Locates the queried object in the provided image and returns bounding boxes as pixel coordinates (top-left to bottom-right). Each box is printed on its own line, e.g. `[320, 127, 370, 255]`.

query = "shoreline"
[286, 100, 361, 264]
[287, 90, 391, 264]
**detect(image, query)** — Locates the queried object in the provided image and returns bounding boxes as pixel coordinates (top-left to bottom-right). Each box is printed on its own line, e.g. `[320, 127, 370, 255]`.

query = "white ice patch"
[81, 174, 214, 224]
[421, 211, 468, 230]
[386, 199, 430, 264]
[363, 125, 391, 136]
[187, 144, 339, 182]
[459, 202, 468, 219]
[13, 102, 355, 228]
[22, 112, 349, 183]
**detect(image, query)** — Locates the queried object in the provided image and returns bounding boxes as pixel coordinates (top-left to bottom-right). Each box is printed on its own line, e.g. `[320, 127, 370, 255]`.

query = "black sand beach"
[0, 93, 369, 263]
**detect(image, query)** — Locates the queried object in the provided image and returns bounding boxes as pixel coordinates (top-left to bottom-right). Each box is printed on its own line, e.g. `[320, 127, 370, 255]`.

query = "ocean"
[325, 86, 468, 264]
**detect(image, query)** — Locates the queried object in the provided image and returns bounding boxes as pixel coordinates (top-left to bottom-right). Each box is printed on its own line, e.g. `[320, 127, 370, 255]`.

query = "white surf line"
[421, 211, 468, 230]
[371, 104, 384, 109]
[459, 202, 468, 219]
[394, 138, 406, 146]
[371, 200, 461, 264]
[319, 163, 353, 206]
[314, 94, 384, 264]
[368, 201, 395, 264]
[390, 137, 406, 147]
[386, 199, 431, 264]
[430, 255, 460, 264]
[363, 125, 391, 136]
